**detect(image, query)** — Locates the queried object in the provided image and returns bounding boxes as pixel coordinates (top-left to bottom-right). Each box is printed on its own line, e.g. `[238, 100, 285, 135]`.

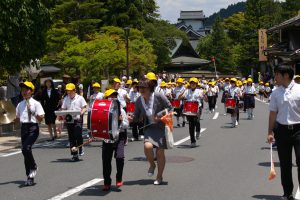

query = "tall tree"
[0, 0, 51, 72]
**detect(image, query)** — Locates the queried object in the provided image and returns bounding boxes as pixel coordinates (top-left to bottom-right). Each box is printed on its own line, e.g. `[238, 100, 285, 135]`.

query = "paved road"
[0, 99, 298, 200]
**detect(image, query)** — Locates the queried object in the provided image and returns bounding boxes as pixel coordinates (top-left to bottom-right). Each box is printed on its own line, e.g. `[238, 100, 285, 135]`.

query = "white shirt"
[223, 83, 230, 92]
[89, 92, 104, 109]
[269, 81, 300, 125]
[183, 88, 202, 106]
[117, 88, 128, 108]
[16, 97, 45, 123]
[173, 86, 185, 99]
[206, 87, 216, 96]
[47, 89, 51, 98]
[244, 85, 256, 94]
[128, 88, 140, 102]
[265, 87, 271, 93]
[229, 86, 241, 100]
[61, 94, 87, 119]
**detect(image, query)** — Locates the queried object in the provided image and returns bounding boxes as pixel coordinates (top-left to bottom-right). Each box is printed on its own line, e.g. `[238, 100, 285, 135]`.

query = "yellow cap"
[113, 78, 121, 83]
[247, 78, 253, 83]
[225, 78, 230, 81]
[167, 81, 172, 85]
[265, 83, 269, 86]
[19, 81, 35, 90]
[259, 81, 264, 84]
[65, 83, 76, 91]
[132, 79, 139, 83]
[126, 80, 132, 85]
[189, 77, 198, 83]
[230, 78, 237, 82]
[160, 81, 167, 87]
[294, 75, 300, 79]
[185, 83, 190, 88]
[176, 78, 184, 84]
[208, 82, 213, 85]
[243, 80, 247, 84]
[146, 72, 157, 81]
[104, 89, 118, 98]
[237, 80, 242, 86]
[92, 82, 101, 88]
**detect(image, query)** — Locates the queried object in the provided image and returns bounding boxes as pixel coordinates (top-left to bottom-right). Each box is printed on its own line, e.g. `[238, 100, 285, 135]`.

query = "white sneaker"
[140, 135, 144, 139]
[235, 121, 239, 126]
[223, 113, 227, 116]
[29, 168, 38, 178]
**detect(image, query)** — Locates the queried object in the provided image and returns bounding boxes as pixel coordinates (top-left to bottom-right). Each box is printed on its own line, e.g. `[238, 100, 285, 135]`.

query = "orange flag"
[161, 111, 174, 131]
[269, 143, 276, 181]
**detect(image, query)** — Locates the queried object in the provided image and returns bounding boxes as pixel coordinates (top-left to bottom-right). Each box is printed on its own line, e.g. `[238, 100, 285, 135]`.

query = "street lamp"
[124, 27, 130, 77]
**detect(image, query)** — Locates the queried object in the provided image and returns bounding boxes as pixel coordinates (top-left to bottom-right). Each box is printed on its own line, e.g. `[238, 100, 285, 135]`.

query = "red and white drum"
[183, 101, 199, 116]
[171, 99, 181, 109]
[225, 98, 236, 109]
[90, 99, 120, 140]
[126, 102, 135, 114]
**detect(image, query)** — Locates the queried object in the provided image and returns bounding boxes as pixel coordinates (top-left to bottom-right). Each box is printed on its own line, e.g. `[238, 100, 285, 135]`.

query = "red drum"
[126, 102, 135, 114]
[225, 98, 236, 109]
[183, 101, 199, 116]
[90, 99, 120, 140]
[171, 99, 181, 109]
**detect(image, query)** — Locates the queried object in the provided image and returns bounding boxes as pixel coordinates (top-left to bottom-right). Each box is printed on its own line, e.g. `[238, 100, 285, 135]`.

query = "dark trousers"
[66, 121, 83, 156]
[132, 122, 144, 139]
[21, 123, 39, 176]
[274, 124, 300, 197]
[208, 96, 215, 111]
[102, 139, 126, 185]
[187, 116, 200, 143]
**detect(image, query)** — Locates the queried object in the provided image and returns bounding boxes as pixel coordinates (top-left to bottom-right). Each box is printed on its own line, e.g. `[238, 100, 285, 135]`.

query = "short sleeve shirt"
[62, 94, 87, 119]
[117, 88, 128, 108]
[16, 98, 45, 123]
[269, 81, 300, 125]
[183, 88, 202, 106]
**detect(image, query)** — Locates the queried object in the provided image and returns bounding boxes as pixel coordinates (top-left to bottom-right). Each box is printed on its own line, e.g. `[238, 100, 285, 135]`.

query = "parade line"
[48, 178, 104, 200]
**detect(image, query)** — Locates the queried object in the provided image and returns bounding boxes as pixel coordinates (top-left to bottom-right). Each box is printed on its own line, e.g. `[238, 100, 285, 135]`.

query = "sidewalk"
[0, 123, 68, 152]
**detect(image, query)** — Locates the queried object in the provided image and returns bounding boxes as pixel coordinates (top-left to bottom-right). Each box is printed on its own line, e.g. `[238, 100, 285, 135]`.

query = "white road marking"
[212, 112, 219, 120]
[255, 97, 269, 105]
[0, 150, 22, 157]
[295, 186, 300, 199]
[48, 178, 104, 200]
[174, 128, 206, 146]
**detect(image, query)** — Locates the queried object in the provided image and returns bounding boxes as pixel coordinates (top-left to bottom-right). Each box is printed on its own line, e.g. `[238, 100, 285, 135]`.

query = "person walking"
[128, 78, 172, 185]
[267, 65, 300, 200]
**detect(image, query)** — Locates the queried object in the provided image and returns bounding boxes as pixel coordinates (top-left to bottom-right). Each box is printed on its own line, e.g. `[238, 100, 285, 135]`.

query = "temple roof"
[171, 56, 210, 66]
[268, 14, 300, 33]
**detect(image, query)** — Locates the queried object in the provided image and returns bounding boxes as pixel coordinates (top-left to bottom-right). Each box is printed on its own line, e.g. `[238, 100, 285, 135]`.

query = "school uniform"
[244, 85, 256, 119]
[128, 89, 143, 140]
[41, 88, 60, 125]
[173, 85, 186, 126]
[16, 97, 45, 183]
[206, 86, 217, 112]
[228, 86, 241, 127]
[61, 94, 87, 160]
[269, 80, 300, 198]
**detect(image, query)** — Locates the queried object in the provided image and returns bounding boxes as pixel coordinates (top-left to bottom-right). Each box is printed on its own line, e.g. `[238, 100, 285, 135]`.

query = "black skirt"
[45, 111, 56, 125]
[244, 94, 255, 109]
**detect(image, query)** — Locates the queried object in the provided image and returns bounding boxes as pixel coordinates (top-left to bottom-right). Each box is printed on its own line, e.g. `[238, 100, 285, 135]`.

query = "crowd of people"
[14, 69, 300, 198]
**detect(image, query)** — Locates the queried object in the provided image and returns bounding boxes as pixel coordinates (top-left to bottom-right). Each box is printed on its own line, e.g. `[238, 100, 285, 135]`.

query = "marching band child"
[172, 78, 186, 127]
[228, 78, 242, 128]
[206, 82, 217, 113]
[243, 78, 256, 120]
[257, 81, 265, 101]
[102, 89, 129, 191]
[16, 81, 45, 186]
[129, 79, 142, 141]
[61, 83, 87, 161]
[180, 77, 202, 147]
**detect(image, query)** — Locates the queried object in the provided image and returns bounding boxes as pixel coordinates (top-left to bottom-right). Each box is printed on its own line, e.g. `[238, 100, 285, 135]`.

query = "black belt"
[277, 123, 300, 130]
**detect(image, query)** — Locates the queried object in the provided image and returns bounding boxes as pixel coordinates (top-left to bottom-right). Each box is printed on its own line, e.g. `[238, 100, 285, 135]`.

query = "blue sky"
[156, 0, 246, 23]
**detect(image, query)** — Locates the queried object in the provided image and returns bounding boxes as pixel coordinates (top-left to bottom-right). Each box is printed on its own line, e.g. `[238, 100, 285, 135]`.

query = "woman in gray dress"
[128, 78, 172, 185]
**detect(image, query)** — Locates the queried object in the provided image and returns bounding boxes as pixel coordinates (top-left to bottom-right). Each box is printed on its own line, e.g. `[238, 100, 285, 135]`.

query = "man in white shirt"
[61, 83, 87, 161]
[16, 81, 45, 186]
[267, 65, 300, 200]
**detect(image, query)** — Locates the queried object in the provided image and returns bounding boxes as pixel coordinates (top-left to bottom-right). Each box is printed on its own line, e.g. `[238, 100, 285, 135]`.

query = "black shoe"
[71, 155, 79, 162]
[182, 122, 186, 127]
[177, 124, 180, 127]
[24, 178, 34, 186]
[281, 195, 294, 200]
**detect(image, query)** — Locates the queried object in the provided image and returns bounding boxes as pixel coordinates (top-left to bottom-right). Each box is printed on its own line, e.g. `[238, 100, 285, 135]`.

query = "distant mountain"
[205, 2, 246, 26]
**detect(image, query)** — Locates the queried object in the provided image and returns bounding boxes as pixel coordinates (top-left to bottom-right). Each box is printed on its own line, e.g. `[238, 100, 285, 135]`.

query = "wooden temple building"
[265, 14, 300, 75]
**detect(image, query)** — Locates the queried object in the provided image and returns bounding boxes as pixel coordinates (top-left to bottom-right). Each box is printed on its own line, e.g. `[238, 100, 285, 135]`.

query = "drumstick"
[71, 138, 94, 152]
[139, 123, 154, 130]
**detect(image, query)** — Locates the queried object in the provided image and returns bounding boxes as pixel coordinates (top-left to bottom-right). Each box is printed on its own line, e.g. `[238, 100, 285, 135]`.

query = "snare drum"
[225, 98, 236, 109]
[90, 99, 121, 140]
[171, 99, 181, 109]
[183, 101, 199, 116]
[126, 102, 135, 114]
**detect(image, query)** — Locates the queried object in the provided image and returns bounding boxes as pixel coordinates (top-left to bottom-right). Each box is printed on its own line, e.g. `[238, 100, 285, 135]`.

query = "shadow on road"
[50, 158, 83, 163]
[252, 195, 282, 200]
[125, 179, 168, 186]
[176, 144, 200, 149]
[78, 185, 120, 196]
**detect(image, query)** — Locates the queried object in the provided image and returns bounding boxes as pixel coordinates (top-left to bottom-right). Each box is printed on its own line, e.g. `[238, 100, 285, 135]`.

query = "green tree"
[197, 15, 235, 72]
[0, 0, 51, 72]
[281, 0, 300, 19]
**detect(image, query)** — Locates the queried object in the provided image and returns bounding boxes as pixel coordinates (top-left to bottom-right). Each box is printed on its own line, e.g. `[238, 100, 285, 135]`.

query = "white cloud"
[156, 0, 246, 23]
